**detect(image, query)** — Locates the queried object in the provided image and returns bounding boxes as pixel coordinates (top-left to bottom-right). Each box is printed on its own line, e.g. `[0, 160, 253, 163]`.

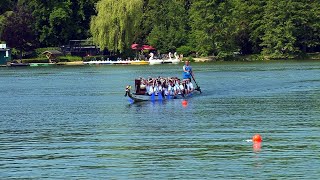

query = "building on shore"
[0, 44, 11, 65]
[60, 40, 101, 57]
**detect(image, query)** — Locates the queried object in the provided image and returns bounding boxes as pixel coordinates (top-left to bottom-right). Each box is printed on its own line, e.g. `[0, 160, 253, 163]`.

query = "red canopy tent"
[131, 43, 142, 50]
[131, 44, 156, 60]
[142, 45, 156, 50]
[131, 44, 156, 50]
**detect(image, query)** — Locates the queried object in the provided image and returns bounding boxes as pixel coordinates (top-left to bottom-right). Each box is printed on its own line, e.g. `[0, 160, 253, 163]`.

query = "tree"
[0, 0, 17, 40]
[260, 0, 298, 58]
[189, 1, 216, 56]
[90, 0, 143, 52]
[1, 5, 37, 59]
[211, 1, 240, 57]
[189, 0, 240, 58]
[246, 0, 267, 54]
[144, 0, 189, 53]
[0, 12, 12, 40]
[27, 0, 98, 46]
[230, 0, 264, 55]
[293, 0, 320, 53]
[0, 0, 17, 14]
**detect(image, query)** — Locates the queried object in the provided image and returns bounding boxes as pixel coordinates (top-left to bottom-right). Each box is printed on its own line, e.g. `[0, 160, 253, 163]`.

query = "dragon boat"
[124, 78, 201, 103]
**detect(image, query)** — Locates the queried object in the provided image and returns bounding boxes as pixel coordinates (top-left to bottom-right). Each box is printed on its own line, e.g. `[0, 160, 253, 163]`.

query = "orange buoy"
[252, 134, 262, 143]
[182, 100, 188, 107]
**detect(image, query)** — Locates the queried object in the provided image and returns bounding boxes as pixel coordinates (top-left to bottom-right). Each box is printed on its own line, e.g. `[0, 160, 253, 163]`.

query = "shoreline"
[2, 53, 320, 67]
[192, 53, 320, 62]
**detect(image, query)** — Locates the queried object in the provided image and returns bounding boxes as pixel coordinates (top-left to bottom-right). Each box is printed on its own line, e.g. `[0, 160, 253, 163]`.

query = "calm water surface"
[0, 61, 319, 179]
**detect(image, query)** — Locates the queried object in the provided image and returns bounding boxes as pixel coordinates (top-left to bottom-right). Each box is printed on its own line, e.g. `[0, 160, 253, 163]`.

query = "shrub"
[177, 46, 193, 57]
[182, 56, 194, 62]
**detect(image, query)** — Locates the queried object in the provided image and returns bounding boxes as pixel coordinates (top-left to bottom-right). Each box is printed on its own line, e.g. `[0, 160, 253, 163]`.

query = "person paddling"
[182, 60, 202, 93]
[182, 60, 193, 81]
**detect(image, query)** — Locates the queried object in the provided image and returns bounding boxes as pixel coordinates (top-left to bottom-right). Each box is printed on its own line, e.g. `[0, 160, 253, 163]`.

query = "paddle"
[190, 71, 201, 93]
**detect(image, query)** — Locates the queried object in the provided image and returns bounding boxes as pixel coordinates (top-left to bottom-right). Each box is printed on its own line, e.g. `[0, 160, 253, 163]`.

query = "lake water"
[0, 61, 319, 179]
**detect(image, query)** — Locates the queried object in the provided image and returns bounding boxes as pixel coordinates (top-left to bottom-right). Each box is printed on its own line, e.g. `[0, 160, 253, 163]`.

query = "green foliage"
[260, 0, 299, 59]
[0, 0, 15, 14]
[0, 15, 5, 39]
[183, 56, 194, 62]
[1, 5, 38, 59]
[59, 55, 82, 62]
[0, 0, 319, 60]
[189, 1, 216, 56]
[27, 0, 98, 46]
[144, 0, 188, 53]
[293, 1, 320, 53]
[177, 46, 193, 56]
[10, 48, 20, 57]
[90, 0, 143, 52]
[0, 11, 13, 39]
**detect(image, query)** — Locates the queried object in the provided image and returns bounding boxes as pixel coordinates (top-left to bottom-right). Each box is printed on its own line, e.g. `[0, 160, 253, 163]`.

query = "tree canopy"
[0, 0, 319, 59]
[1, 4, 37, 59]
[90, 0, 143, 52]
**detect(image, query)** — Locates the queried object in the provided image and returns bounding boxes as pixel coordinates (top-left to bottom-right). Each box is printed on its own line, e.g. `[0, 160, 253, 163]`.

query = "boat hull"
[83, 61, 113, 65]
[10, 63, 30, 67]
[84, 60, 149, 65]
[149, 59, 163, 65]
[163, 59, 180, 64]
[130, 61, 149, 65]
[125, 88, 200, 103]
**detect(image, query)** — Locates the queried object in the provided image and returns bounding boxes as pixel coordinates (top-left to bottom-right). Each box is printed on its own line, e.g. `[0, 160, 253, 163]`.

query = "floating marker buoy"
[182, 100, 188, 107]
[252, 134, 262, 143]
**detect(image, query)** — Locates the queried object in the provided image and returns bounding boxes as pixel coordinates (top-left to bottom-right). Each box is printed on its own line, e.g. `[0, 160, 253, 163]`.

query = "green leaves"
[0, 0, 319, 58]
[143, 0, 188, 53]
[90, 0, 143, 52]
[1, 5, 38, 58]
[27, 0, 97, 46]
[260, 0, 299, 58]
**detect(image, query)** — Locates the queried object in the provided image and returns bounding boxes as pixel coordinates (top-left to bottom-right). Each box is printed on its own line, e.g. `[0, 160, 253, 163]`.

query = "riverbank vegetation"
[0, 0, 319, 61]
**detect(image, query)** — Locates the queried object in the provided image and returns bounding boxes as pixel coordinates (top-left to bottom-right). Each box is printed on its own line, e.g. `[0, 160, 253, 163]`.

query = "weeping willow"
[90, 0, 143, 52]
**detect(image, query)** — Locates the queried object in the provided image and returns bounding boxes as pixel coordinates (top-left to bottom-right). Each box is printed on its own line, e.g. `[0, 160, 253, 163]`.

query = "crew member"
[182, 60, 193, 80]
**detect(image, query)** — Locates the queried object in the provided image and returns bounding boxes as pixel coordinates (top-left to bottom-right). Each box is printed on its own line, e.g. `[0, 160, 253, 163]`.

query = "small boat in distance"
[162, 52, 180, 64]
[149, 52, 181, 65]
[148, 52, 163, 65]
[10, 62, 30, 67]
